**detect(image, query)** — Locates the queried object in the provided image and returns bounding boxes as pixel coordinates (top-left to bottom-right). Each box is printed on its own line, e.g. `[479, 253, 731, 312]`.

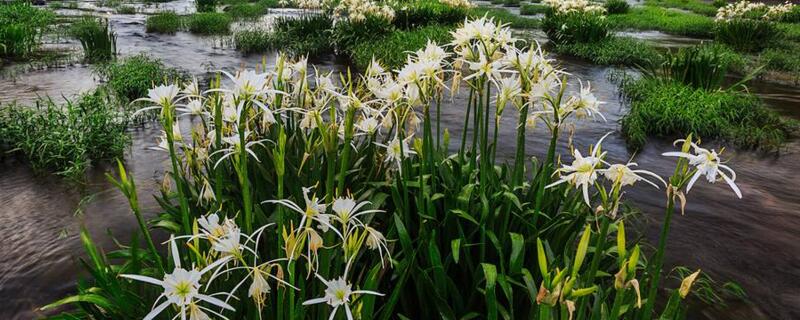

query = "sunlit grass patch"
[94, 54, 184, 104]
[145, 11, 183, 33]
[0, 2, 55, 59]
[349, 24, 452, 69]
[554, 36, 661, 66]
[607, 6, 714, 37]
[187, 12, 233, 35]
[619, 77, 796, 151]
[644, 0, 717, 16]
[519, 3, 549, 15]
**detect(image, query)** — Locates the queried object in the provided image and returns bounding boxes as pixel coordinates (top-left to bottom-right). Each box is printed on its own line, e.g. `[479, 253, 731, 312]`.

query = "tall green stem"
[642, 193, 676, 318]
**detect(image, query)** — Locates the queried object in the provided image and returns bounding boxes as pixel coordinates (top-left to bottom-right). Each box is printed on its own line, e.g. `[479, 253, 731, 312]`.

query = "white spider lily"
[546, 133, 611, 205]
[463, 52, 503, 82]
[178, 99, 206, 117]
[220, 69, 270, 99]
[138, 84, 180, 107]
[375, 136, 416, 172]
[331, 197, 383, 230]
[662, 140, 742, 198]
[265, 187, 342, 239]
[356, 117, 380, 135]
[303, 268, 384, 320]
[364, 226, 391, 266]
[568, 81, 606, 121]
[120, 236, 234, 320]
[603, 162, 666, 189]
[212, 131, 270, 168]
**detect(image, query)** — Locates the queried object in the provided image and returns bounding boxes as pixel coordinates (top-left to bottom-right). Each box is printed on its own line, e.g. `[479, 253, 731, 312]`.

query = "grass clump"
[644, 0, 717, 16]
[145, 12, 183, 34]
[234, 16, 333, 56]
[95, 54, 183, 103]
[69, 18, 117, 63]
[470, 7, 540, 28]
[196, 0, 217, 12]
[519, 3, 549, 15]
[393, 0, 469, 29]
[555, 36, 660, 66]
[651, 43, 741, 90]
[0, 89, 130, 179]
[605, 0, 629, 14]
[0, 2, 55, 59]
[607, 6, 714, 37]
[225, 2, 269, 20]
[349, 24, 452, 69]
[620, 78, 796, 151]
[715, 19, 780, 53]
[543, 10, 610, 45]
[116, 5, 136, 14]
[503, 0, 520, 7]
[187, 12, 233, 35]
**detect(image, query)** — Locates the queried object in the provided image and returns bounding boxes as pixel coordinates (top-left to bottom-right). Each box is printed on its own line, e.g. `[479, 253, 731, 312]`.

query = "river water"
[1, 2, 799, 319]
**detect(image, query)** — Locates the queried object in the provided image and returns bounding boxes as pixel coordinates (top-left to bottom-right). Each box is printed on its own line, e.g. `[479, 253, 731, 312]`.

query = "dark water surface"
[2, 3, 800, 319]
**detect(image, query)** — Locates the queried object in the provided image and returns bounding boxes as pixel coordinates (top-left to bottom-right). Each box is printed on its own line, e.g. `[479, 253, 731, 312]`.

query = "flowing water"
[2, 3, 800, 319]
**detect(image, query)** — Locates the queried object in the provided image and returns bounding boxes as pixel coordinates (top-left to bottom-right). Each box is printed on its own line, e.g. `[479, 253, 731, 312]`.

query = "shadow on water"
[2, 3, 800, 319]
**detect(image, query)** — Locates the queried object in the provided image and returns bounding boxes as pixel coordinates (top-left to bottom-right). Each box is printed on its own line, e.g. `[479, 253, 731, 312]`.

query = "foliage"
[234, 16, 333, 56]
[330, 15, 395, 51]
[543, 11, 610, 44]
[605, 0, 629, 14]
[470, 7, 541, 28]
[606, 6, 714, 37]
[145, 12, 183, 34]
[225, 2, 270, 20]
[619, 77, 796, 151]
[715, 18, 781, 53]
[0, 2, 55, 59]
[644, 0, 717, 16]
[49, 17, 728, 320]
[94, 54, 183, 104]
[196, 0, 217, 12]
[504, 0, 520, 7]
[554, 36, 660, 66]
[69, 18, 117, 63]
[187, 12, 233, 35]
[649, 43, 741, 90]
[349, 24, 452, 69]
[520, 3, 549, 15]
[0, 90, 130, 179]
[392, 0, 469, 29]
[759, 45, 800, 77]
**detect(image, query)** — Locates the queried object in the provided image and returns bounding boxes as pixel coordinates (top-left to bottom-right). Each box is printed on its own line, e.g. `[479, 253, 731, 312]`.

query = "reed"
[69, 17, 117, 63]
[0, 2, 55, 59]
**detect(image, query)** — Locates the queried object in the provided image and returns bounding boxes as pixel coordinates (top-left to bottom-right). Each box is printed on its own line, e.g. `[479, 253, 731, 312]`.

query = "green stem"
[642, 193, 676, 318]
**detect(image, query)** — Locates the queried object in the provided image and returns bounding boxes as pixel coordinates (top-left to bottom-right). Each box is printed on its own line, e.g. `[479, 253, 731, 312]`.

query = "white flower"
[265, 186, 342, 239]
[356, 117, 380, 134]
[376, 136, 416, 172]
[120, 236, 234, 320]
[303, 272, 384, 320]
[603, 162, 666, 189]
[568, 81, 606, 121]
[546, 133, 611, 205]
[222, 69, 270, 98]
[662, 140, 742, 198]
[143, 84, 180, 107]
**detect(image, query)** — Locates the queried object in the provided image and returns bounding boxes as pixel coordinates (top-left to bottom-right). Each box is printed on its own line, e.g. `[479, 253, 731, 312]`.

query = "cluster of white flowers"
[330, 0, 396, 24]
[715, 0, 795, 22]
[439, 0, 475, 9]
[542, 0, 606, 15]
[296, 0, 323, 9]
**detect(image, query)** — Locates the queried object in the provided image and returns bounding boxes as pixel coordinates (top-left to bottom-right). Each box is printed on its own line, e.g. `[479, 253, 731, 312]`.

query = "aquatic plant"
[644, 0, 717, 16]
[554, 36, 660, 66]
[197, 0, 218, 12]
[651, 43, 741, 90]
[619, 77, 796, 151]
[69, 18, 117, 63]
[392, 0, 470, 29]
[0, 2, 55, 59]
[542, 0, 610, 44]
[94, 54, 184, 104]
[187, 12, 233, 35]
[233, 16, 333, 56]
[503, 0, 520, 7]
[349, 24, 452, 69]
[145, 11, 183, 34]
[520, 3, 549, 15]
[606, 6, 714, 37]
[225, 2, 269, 20]
[604, 0, 629, 14]
[713, 1, 795, 52]
[0, 89, 130, 179]
[116, 5, 136, 14]
[49, 17, 740, 320]
[470, 7, 541, 28]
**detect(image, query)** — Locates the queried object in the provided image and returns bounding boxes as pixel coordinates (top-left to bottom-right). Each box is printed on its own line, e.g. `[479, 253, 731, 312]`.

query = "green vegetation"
[644, 0, 717, 16]
[555, 36, 660, 66]
[715, 19, 780, 53]
[759, 45, 800, 79]
[619, 78, 796, 150]
[196, 0, 217, 12]
[145, 12, 183, 34]
[470, 7, 540, 28]
[503, 0, 520, 7]
[543, 11, 610, 44]
[350, 24, 452, 69]
[94, 54, 183, 103]
[519, 3, 549, 15]
[393, 0, 469, 29]
[0, 89, 130, 179]
[116, 5, 136, 14]
[234, 16, 333, 56]
[607, 6, 714, 37]
[225, 2, 269, 20]
[0, 2, 55, 60]
[651, 44, 741, 90]
[69, 18, 117, 63]
[605, 0, 629, 14]
[186, 12, 232, 34]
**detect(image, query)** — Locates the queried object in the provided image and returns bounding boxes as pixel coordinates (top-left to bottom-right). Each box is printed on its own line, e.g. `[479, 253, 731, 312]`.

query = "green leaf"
[509, 233, 524, 274]
[482, 263, 498, 320]
[41, 293, 115, 312]
[451, 239, 461, 264]
[573, 224, 591, 276]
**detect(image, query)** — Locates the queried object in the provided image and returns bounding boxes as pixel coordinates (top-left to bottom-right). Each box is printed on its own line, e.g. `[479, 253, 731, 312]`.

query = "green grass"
[69, 18, 117, 63]
[393, 0, 469, 29]
[94, 54, 183, 104]
[651, 43, 741, 90]
[554, 36, 661, 66]
[225, 2, 269, 20]
[607, 6, 714, 37]
[470, 7, 540, 28]
[759, 46, 800, 77]
[519, 3, 549, 15]
[605, 0, 630, 14]
[0, 89, 130, 179]
[619, 78, 796, 151]
[543, 11, 610, 44]
[715, 19, 781, 53]
[186, 12, 232, 34]
[233, 16, 333, 56]
[0, 2, 55, 59]
[349, 24, 453, 69]
[116, 5, 136, 14]
[145, 12, 183, 34]
[644, 0, 717, 16]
